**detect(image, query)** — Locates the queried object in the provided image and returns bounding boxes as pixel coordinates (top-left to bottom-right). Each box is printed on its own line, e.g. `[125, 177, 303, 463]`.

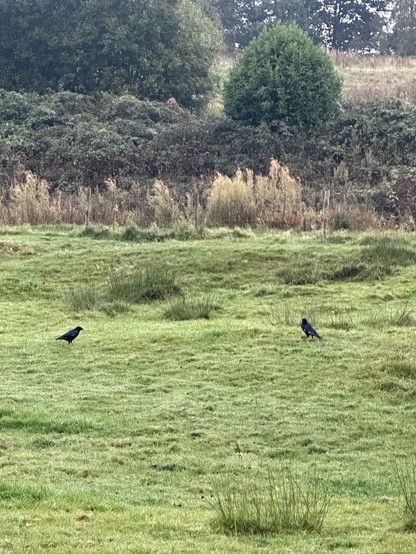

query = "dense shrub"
[0, 90, 415, 221]
[0, 0, 223, 108]
[224, 24, 342, 131]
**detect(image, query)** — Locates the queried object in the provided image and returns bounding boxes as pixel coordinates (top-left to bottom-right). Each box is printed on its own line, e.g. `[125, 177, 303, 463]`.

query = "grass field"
[0, 226, 415, 553]
[330, 52, 416, 104]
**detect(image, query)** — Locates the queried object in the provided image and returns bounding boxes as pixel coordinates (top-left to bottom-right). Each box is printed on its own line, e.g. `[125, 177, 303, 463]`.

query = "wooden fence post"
[322, 189, 330, 239]
[85, 187, 91, 228]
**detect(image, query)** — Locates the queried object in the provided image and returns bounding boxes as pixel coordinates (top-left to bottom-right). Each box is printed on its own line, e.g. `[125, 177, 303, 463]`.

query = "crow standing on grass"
[56, 326, 83, 345]
[301, 319, 322, 340]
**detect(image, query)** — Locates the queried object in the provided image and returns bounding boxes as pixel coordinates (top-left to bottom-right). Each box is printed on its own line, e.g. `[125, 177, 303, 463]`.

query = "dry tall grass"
[149, 180, 181, 226]
[0, 168, 400, 232]
[206, 170, 257, 226]
[0, 173, 142, 226]
[207, 159, 302, 227]
[330, 52, 416, 104]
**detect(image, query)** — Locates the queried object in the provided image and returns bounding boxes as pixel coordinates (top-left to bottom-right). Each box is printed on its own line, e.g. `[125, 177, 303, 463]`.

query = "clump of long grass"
[79, 226, 111, 239]
[277, 260, 325, 285]
[268, 304, 322, 327]
[206, 170, 256, 227]
[97, 301, 130, 317]
[8, 173, 62, 225]
[256, 159, 303, 228]
[120, 225, 172, 242]
[379, 360, 416, 380]
[393, 457, 416, 531]
[331, 205, 381, 231]
[163, 294, 220, 321]
[204, 467, 332, 535]
[108, 265, 181, 303]
[64, 286, 102, 311]
[363, 303, 416, 328]
[206, 159, 302, 228]
[268, 303, 354, 331]
[360, 236, 416, 268]
[149, 180, 182, 227]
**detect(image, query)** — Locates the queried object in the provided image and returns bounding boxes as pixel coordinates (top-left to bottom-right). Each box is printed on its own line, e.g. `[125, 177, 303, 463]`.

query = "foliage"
[0, 88, 415, 220]
[208, 0, 268, 50]
[314, 0, 388, 51]
[389, 0, 416, 55]
[0, 0, 223, 108]
[224, 23, 342, 131]
[210, 0, 388, 53]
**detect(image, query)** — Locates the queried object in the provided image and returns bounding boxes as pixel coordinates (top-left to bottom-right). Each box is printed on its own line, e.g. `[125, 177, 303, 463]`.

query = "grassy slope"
[330, 54, 416, 104]
[0, 227, 415, 553]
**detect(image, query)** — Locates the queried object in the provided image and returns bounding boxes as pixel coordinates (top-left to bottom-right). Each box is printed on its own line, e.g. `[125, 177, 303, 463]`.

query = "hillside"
[330, 52, 416, 104]
[0, 227, 415, 552]
[0, 54, 415, 227]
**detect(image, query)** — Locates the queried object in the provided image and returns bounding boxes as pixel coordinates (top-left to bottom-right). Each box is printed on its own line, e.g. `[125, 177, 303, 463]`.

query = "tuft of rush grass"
[360, 236, 416, 267]
[163, 294, 221, 321]
[0, 227, 416, 552]
[204, 467, 332, 535]
[108, 264, 181, 303]
[64, 285, 103, 310]
[394, 457, 416, 531]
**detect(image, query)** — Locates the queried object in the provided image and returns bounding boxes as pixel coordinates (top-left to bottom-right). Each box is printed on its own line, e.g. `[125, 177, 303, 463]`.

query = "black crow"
[301, 318, 322, 339]
[56, 326, 83, 345]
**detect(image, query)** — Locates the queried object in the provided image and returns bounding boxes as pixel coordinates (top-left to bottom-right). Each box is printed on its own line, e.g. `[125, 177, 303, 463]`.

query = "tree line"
[0, 0, 222, 107]
[0, 1, 414, 105]
[207, 0, 416, 55]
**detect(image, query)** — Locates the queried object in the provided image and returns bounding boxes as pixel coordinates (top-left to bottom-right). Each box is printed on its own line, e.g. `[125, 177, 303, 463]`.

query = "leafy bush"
[0, 0, 223, 108]
[163, 294, 220, 321]
[204, 468, 332, 535]
[108, 265, 181, 303]
[224, 23, 341, 131]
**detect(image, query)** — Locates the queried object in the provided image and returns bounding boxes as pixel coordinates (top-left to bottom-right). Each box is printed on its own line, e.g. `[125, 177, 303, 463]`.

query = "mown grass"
[0, 226, 416, 552]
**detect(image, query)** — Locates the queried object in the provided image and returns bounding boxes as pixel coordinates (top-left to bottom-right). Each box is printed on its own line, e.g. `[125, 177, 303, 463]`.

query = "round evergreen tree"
[224, 23, 342, 131]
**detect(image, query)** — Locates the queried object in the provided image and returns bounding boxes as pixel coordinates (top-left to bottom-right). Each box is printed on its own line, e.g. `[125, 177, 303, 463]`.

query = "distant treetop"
[224, 23, 342, 132]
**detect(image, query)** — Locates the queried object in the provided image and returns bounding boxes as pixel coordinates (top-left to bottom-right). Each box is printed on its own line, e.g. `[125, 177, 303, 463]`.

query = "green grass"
[163, 294, 221, 321]
[205, 467, 332, 534]
[0, 226, 416, 552]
